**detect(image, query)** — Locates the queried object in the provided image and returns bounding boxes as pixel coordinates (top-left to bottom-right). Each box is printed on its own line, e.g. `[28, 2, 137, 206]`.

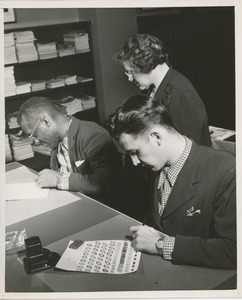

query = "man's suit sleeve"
[172, 166, 236, 269]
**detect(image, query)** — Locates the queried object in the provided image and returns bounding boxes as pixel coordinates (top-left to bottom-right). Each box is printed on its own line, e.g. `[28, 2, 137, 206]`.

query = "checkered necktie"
[158, 167, 172, 216]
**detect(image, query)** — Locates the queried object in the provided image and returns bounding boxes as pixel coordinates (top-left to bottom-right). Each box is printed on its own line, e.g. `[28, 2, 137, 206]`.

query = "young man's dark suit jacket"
[147, 141, 236, 269]
[50, 117, 124, 206]
[153, 67, 212, 147]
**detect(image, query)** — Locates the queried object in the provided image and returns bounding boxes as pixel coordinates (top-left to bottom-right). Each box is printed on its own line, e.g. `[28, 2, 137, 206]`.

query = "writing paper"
[5, 165, 49, 200]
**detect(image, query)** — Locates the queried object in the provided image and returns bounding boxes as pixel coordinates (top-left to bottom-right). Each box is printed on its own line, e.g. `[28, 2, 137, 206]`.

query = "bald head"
[17, 96, 62, 124]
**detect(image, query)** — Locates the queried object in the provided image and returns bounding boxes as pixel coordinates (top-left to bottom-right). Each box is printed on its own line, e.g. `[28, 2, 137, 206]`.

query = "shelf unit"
[137, 7, 235, 130]
[5, 21, 98, 170]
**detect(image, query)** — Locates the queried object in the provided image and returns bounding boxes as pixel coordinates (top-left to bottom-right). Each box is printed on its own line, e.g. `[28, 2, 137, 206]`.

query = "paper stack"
[32, 142, 52, 156]
[60, 98, 83, 115]
[31, 80, 46, 92]
[10, 133, 34, 161]
[46, 78, 65, 89]
[7, 112, 19, 130]
[15, 31, 38, 63]
[5, 134, 13, 163]
[63, 31, 90, 53]
[56, 75, 77, 85]
[16, 82, 32, 95]
[5, 66, 16, 97]
[36, 42, 58, 60]
[81, 95, 96, 110]
[77, 76, 93, 83]
[4, 33, 18, 64]
[57, 44, 76, 57]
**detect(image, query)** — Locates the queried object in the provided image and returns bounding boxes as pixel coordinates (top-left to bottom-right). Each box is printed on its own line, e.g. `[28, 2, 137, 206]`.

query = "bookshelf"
[4, 21, 98, 170]
[137, 7, 235, 131]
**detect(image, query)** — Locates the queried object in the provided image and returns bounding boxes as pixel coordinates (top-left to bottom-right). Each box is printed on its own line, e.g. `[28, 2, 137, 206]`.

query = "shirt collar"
[157, 137, 192, 190]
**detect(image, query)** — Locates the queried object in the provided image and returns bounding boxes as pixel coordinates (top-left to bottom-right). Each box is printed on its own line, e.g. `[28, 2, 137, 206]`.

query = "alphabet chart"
[56, 240, 141, 274]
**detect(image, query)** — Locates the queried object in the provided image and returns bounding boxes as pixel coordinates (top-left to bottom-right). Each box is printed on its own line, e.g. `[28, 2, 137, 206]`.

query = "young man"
[106, 94, 236, 269]
[17, 96, 123, 206]
[115, 33, 211, 147]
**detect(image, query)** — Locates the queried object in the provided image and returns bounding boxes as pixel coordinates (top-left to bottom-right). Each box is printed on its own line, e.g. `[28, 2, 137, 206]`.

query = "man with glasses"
[17, 96, 124, 207]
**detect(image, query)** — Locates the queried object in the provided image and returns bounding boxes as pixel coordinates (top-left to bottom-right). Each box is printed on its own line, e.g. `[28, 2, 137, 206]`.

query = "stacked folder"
[4, 33, 18, 64]
[60, 98, 83, 115]
[7, 112, 19, 130]
[63, 31, 90, 53]
[57, 44, 76, 57]
[5, 66, 16, 97]
[10, 133, 34, 161]
[46, 78, 65, 89]
[56, 75, 77, 85]
[36, 42, 58, 60]
[15, 31, 38, 63]
[81, 95, 96, 110]
[31, 80, 46, 92]
[77, 76, 93, 83]
[16, 82, 31, 95]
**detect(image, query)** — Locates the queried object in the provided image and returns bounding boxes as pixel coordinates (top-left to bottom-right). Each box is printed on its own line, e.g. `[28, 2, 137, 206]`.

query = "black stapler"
[23, 236, 60, 274]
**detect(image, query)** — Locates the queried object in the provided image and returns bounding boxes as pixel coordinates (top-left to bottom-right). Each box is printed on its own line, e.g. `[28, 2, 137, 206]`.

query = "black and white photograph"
[1, 1, 241, 299]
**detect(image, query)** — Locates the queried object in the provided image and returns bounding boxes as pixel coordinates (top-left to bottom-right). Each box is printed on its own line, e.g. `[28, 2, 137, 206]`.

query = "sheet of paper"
[5, 182, 49, 200]
[6, 165, 37, 184]
[5, 165, 49, 200]
[56, 240, 141, 274]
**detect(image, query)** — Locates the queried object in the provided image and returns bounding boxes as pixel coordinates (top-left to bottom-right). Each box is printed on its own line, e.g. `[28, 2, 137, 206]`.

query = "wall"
[78, 8, 138, 124]
[4, 8, 80, 30]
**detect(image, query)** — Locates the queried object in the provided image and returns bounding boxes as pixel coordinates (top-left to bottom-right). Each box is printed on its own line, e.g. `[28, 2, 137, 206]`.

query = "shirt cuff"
[162, 236, 175, 260]
[57, 172, 71, 190]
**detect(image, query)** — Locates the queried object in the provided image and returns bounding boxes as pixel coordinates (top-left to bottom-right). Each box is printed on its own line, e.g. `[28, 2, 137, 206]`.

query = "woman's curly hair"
[115, 34, 169, 73]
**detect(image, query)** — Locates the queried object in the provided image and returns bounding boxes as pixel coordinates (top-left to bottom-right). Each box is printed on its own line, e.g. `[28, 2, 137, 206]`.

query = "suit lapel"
[162, 142, 199, 219]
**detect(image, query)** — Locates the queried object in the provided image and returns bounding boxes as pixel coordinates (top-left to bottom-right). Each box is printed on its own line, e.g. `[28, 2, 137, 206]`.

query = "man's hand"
[130, 225, 166, 254]
[37, 169, 59, 188]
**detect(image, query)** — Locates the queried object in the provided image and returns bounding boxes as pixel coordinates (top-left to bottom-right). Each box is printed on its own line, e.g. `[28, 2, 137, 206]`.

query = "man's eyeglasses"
[28, 118, 41, 139]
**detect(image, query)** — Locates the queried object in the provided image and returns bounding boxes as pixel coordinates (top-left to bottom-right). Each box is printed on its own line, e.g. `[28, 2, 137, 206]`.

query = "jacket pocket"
[180, 210, 213, 238]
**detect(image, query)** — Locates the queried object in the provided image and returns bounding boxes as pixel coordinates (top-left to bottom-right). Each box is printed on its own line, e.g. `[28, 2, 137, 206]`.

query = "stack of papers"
[63, 31, 90, 53]
[81, 95, 96, 110]
[56, 74, 77, 85]
[60, 98, 83, 115]
[36, 42, 58, 60]
[46, 78, 65, 89]
[77, 76, 93, 83]
[32, 142, 52, 156]
[7, 112, 19, 129]
[15, 31, 38, 63]
[5, 66, 16, 97]
[31, 80, 46, 92]
[209, 126, 235, 141]
[4, 33, 18, 64]
[16, 82, 31, 95]
[10, 133, 34, 161]
[57, 44, 76, 57]
[5, 134, 13, 163]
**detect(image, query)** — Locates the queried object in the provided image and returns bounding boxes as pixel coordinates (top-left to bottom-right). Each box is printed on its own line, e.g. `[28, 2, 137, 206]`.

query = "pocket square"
[186, 207, 201, 216]
[75, 160, 84, 167]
